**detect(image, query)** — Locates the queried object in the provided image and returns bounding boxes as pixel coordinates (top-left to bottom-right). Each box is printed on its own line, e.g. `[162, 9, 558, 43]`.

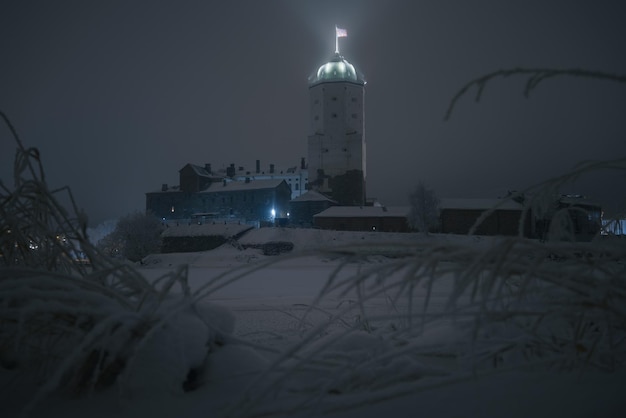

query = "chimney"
[300, 157, 306, 169]
[161, 183, 168, 192]
[256, 159, 260, 174]
[204, 163, 212, 174]
[226, 163, 235, 177]
[270, 163, 275, 174]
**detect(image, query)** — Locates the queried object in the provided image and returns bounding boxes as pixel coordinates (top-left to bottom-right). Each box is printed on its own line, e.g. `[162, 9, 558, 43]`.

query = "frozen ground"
[3, 228, 625, 417]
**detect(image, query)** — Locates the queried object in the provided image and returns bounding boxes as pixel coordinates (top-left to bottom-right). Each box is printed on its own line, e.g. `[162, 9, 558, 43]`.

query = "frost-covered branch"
[444, 67, 626, 120]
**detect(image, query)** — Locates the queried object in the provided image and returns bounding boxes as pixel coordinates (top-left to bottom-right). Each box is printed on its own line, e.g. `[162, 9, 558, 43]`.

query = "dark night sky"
[1, 0, 625, 225]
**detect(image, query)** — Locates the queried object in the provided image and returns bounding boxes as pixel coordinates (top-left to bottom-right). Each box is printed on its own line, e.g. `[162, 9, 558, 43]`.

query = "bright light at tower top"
[309, 26, 365, 86]
[335, 25, 347, 54]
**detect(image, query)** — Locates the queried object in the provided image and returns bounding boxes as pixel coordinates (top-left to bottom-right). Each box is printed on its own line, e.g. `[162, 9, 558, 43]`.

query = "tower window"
[331, 113, 337, 118]
[332, 96, 337, 101]
[352, 113, 357, 118]
[351, 97, 357, 102]
[314, 115, 319, 120]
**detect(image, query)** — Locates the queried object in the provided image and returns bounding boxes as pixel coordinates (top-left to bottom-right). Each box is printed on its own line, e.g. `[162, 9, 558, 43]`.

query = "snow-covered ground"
[3, 228, 625, 417]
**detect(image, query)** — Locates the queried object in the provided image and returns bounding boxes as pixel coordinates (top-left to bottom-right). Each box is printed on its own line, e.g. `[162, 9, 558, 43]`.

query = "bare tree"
[407, 181, 440, 234]
[99, 211, 163, 262]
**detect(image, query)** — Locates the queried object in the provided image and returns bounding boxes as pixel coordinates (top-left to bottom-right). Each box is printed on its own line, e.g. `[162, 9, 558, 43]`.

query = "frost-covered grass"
[1, 112, 226, 415]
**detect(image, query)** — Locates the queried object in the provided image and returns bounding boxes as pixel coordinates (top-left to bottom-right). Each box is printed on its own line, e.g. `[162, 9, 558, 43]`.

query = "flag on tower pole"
[335, 26, 347, 53]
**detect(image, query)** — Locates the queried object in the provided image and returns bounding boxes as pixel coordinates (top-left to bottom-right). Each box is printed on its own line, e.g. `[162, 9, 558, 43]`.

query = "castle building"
[307, 51, 366, 205]
[228, 158, 308, 200]
[145, 162, 293, 223]
[146, 30, 369, 224]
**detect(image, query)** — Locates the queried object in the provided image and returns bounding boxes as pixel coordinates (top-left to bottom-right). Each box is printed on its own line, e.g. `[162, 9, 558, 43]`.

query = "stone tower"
[307, 52, 366, 205]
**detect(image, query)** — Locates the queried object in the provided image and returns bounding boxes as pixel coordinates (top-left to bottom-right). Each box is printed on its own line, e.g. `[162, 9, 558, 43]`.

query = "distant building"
[439, 196, 602, 240]
[314, 206, 410, 232]
[307, 52, 366, 206]
[289, 190, 337, 227]
[178, 163, 222, 192]
[227, 158, 308, 200]
[439, 198, 530, 237]
[146, 163, 292, 223]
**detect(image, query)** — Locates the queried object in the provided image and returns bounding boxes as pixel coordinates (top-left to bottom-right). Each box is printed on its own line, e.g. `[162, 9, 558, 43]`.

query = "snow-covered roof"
[439, 198, 522, 211]
[199, 179, 286, 193]
[210, 158, 307, 174]
[290, 190, 337, 203]
[314, 206, 410, 218]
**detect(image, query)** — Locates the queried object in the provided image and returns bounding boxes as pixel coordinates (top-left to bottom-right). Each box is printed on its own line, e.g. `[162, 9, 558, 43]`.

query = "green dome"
[310, 53, 364, 85]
